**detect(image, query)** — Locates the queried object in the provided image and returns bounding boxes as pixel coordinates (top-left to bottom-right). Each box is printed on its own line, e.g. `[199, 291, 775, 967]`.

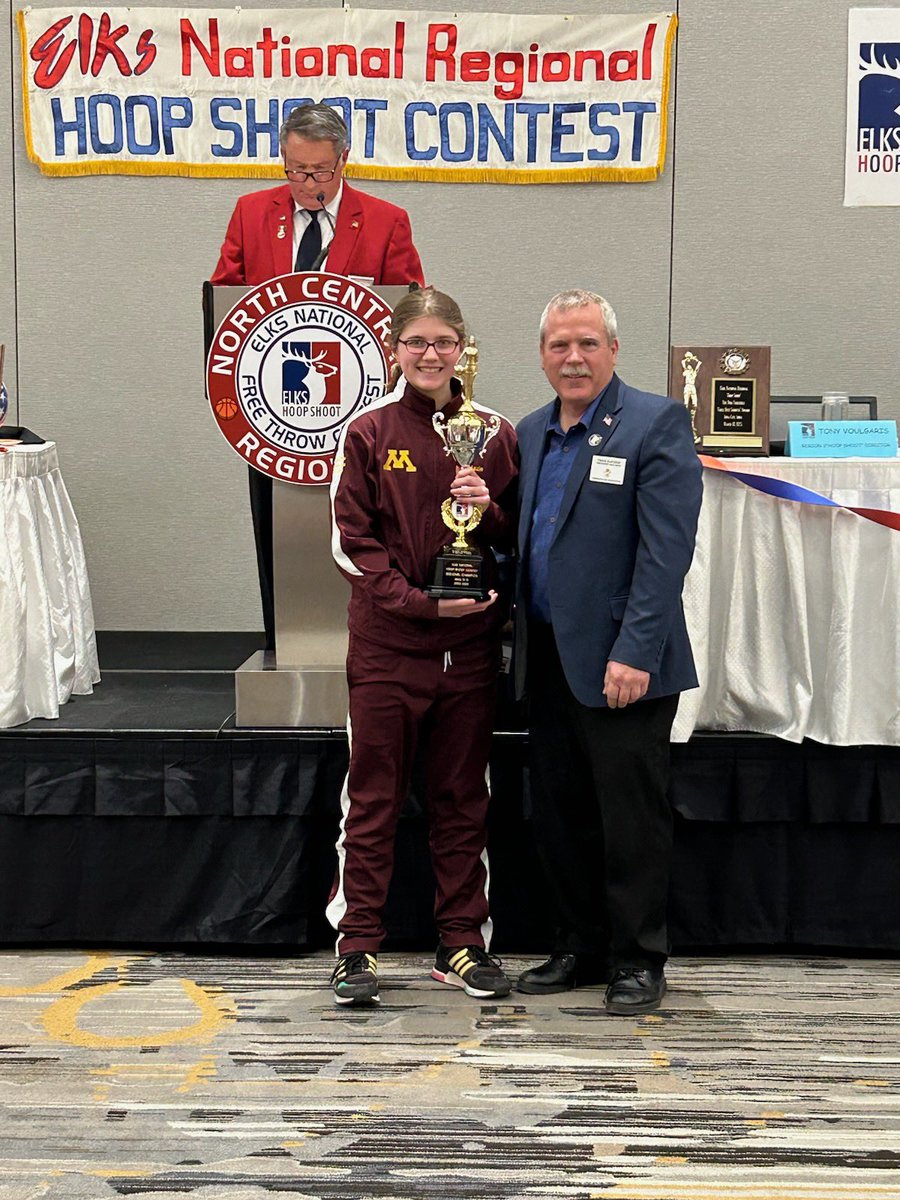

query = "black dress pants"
[248, 466, 275, 653]
[526, 623, 679, 969]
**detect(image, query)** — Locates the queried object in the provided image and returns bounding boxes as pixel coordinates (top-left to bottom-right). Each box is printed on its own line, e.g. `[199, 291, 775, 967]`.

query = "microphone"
[310, 192, 336, 271]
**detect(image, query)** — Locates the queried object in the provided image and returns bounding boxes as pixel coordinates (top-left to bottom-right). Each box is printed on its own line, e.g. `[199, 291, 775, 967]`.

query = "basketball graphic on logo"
[215, 396, 238, 421]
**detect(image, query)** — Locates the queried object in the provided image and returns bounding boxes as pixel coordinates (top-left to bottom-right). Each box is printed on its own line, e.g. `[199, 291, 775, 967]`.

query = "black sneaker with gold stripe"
[431, 944, 511, 998]
[331, 951, 379, 1006]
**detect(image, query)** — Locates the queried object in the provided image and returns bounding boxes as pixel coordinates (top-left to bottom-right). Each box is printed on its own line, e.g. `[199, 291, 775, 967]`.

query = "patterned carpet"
[1, 951, 898, 1199]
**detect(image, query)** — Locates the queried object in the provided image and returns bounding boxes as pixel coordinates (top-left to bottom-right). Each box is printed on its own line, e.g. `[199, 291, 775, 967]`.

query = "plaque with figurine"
[668, 345, 770, 456]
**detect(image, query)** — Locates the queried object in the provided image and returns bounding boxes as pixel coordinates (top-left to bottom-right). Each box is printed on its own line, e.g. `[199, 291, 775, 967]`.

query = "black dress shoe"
[516, 952, 610, 994]
[604, 966, 666, 1015]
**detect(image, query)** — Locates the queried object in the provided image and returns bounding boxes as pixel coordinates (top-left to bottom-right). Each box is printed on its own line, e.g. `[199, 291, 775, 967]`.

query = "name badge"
[590, 455, 626, 485]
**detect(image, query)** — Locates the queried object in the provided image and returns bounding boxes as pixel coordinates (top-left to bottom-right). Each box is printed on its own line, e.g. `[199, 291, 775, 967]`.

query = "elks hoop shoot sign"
[207, 272, 392, 484]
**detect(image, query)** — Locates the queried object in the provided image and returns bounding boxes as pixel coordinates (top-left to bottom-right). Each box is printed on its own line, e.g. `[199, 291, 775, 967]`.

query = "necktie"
[294, 212, 322, 272]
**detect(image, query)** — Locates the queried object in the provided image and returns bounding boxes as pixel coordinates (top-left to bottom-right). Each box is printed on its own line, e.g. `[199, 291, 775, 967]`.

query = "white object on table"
[820, 391, 851, 421]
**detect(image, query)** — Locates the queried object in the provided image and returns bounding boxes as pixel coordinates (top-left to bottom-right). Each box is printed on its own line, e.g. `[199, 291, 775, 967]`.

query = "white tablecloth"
[0, 441, 100, 727]
[673, 457, 900, 746]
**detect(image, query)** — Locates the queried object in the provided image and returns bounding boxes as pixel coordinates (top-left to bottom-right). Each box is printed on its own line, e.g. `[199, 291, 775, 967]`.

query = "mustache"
[560, 367, 592, 378]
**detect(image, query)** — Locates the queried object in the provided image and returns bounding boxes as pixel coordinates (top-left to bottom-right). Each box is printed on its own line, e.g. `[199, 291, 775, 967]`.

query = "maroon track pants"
[326, 632, 499, 955]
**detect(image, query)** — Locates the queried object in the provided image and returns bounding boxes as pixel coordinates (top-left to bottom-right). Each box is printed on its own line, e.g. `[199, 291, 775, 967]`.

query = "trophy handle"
[432, 410, 453, 456]
[481, 413, 502, 452]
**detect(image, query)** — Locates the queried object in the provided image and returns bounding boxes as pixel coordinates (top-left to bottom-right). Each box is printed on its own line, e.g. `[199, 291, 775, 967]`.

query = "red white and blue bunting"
[701, 456, 900, 532]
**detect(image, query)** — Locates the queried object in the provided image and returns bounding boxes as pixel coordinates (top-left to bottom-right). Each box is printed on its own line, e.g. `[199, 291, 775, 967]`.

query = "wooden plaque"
[668, 346, 770, 456]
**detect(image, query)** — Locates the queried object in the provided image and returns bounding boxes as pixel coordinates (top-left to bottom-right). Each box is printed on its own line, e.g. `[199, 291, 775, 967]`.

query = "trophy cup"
[426, 338, 501, 599]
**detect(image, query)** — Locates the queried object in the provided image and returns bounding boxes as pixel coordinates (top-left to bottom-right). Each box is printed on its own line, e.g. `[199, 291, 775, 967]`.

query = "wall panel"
[671, 1, 898, 415]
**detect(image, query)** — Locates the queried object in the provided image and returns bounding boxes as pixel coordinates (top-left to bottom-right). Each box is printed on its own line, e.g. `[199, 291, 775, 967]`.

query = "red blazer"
[211, 182, 424, 287]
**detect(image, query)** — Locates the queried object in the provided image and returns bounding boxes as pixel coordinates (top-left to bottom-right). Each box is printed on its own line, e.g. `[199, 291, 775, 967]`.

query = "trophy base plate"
[425, 550, 489, 601]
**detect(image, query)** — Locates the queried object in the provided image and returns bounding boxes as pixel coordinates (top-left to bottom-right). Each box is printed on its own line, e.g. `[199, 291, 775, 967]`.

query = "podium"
[204, 279, 409, 728]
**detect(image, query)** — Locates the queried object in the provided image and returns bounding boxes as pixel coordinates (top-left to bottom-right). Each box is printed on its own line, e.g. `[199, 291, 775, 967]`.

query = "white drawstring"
[443, 650, 453, 672]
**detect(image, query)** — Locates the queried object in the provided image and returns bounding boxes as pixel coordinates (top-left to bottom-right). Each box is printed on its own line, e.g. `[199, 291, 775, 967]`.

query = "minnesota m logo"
[383, 449, 417, 472]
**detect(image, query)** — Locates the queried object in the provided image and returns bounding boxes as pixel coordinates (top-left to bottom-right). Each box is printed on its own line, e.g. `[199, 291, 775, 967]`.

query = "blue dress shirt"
[526, 388, 607, 623]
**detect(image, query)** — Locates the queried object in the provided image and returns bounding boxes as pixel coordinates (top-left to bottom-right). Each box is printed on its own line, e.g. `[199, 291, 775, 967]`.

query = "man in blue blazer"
[515, 290, 702, 1014]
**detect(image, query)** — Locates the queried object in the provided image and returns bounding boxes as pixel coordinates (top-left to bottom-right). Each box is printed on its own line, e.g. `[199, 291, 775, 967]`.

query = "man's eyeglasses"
[397, 337, 461, 355]
[283, 160, 340, 183]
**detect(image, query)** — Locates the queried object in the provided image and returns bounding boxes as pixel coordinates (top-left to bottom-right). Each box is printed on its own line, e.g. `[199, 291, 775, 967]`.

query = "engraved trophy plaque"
[668, 345, 771, 456]
[426, 338, 501, 599]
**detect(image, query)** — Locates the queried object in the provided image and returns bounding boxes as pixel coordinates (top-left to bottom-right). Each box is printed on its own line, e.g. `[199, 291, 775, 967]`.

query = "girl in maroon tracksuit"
[327, 287, 518, 1006]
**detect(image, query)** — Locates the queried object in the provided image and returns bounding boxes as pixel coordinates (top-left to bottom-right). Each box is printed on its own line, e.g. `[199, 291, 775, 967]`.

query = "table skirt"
[0, 442, 100, 727]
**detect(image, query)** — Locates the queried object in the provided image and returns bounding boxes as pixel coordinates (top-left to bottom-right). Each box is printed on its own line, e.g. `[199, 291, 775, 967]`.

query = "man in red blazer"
[212, 104, 424, 287]
[211, 103, 425, 650]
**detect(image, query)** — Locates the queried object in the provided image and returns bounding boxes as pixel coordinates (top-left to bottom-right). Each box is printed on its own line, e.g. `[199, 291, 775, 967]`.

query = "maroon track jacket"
[330, 381, 518, 654]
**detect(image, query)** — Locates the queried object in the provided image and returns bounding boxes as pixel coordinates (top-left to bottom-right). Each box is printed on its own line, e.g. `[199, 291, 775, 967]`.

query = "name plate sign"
[786, 420, 899, 458]
[668, 345, 770, 456]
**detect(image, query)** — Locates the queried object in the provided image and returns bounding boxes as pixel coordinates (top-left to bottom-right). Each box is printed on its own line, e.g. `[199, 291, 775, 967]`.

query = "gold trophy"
[426, 338, 501, 599]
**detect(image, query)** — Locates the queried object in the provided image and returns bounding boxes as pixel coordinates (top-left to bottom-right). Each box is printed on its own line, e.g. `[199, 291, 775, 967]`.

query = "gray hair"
[280, 103, 349, 153]
[539, 290, 618, 345]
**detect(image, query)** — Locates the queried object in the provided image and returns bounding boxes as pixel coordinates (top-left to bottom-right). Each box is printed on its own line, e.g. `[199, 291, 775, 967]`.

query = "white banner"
[844, 8, 900, 206]
[19, 7, 676, 183]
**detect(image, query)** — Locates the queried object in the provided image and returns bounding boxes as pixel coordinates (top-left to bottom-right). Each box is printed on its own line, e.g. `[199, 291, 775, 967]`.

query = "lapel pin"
[351, 220, 359, 229]
[277, 216, 287, 239]
[603, 414, 613, 426]
[589, 434, 602, 446]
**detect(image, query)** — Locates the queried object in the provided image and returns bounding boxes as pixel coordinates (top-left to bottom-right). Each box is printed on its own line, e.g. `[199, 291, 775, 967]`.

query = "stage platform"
[2, 633, 898, 951]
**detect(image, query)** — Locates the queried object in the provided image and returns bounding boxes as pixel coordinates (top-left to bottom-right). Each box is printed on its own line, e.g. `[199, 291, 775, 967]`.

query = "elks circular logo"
[207, 272, 392, 485]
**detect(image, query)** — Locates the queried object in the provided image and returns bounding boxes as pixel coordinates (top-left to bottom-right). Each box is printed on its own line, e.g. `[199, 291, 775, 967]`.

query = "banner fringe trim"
[656, 13, 678, 171]
[28, 161, 663, 183]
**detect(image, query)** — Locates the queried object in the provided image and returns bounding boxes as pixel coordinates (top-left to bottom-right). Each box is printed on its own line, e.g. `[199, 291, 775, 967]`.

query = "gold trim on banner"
[657, 13, 677, 170]
[345, 164, 664, 183]
[17, 11, 36, 168]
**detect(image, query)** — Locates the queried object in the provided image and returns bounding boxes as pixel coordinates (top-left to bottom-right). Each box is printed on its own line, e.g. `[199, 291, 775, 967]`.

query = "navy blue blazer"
[515, 373, 703, 708]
